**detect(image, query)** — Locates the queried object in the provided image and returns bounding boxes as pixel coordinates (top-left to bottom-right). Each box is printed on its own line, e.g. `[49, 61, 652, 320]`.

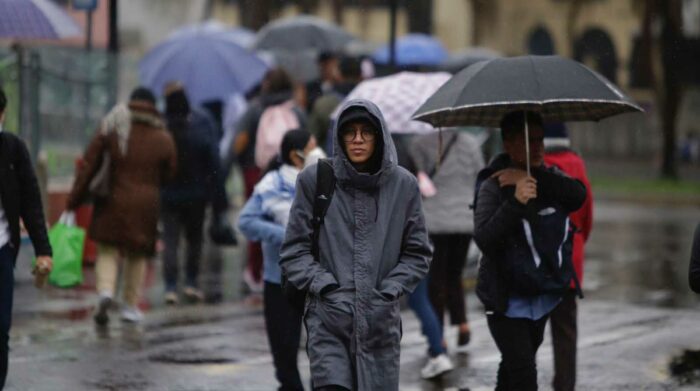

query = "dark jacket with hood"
[473, 153, 586, 313]
[280, 100, 432, 390]
[0, 131, 52, 260]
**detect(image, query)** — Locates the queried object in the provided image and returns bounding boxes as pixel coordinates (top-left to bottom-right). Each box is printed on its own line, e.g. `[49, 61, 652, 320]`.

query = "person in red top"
[543, 123, 593, 391]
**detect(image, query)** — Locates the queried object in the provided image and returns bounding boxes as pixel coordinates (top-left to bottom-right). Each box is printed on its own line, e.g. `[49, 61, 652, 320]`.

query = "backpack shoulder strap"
[311, 158, 336, 262]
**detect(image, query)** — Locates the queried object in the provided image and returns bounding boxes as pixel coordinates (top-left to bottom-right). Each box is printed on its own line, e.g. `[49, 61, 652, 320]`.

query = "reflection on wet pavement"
[5, 200, 700, 390]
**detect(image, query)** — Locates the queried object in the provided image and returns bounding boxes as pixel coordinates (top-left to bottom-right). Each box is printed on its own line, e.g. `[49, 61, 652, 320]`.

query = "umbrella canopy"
[0, 0, 81, 40]
[139, 21, 267, 105]
[413, 55, 643, 128]
[439, 47, 501, 74]
[254, 15, 355, 52]
[373, 33, 448, 67]
[332, 71, 451, 134]
[168, 20, 255, 48]
[257, 48, 318, 83]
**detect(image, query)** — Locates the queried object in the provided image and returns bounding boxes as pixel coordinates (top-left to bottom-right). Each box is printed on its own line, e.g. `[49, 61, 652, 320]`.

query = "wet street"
[5, 199, 700, 390]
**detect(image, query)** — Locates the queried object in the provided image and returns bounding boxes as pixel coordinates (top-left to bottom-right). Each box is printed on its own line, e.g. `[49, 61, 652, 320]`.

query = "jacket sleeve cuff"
[378, 280, 405, 300]
[309, 271, 338, 296]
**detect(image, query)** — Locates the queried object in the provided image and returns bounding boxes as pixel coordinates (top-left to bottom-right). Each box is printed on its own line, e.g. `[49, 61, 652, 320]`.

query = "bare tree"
[331, 0, 344, 25]
[640, 0, 684, 179]
[407, 0, 432, 34]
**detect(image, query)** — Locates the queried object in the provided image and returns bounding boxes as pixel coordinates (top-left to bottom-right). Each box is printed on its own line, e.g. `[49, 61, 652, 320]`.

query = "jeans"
[487, 312, 549, 391]
[428, 234, 471, 326]
[550, 290, 578, 391]
[264, 282, 304, 391]
[0, 244, 16, 389]
[408, 278, 445, 357]
[162, 201, 206, 291]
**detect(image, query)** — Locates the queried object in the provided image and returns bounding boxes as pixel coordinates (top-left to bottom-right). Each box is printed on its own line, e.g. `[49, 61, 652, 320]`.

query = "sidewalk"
[5, 289, 700, 390]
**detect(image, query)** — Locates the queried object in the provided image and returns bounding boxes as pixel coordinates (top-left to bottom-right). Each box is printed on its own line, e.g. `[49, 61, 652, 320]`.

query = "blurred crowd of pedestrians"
[2, 45, 604, 390]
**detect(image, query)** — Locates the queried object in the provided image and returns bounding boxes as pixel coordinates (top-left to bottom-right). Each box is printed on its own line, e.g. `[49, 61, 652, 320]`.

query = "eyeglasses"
[341, 127, 376, 142]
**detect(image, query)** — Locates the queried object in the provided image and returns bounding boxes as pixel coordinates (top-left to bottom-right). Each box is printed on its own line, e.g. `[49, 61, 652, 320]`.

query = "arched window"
[527, 26, 556, 55]
[573, 28, 618, 83]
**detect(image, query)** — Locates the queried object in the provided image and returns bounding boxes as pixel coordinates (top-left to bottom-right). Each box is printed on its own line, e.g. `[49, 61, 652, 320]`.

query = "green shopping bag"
[45, 212, 86, 288]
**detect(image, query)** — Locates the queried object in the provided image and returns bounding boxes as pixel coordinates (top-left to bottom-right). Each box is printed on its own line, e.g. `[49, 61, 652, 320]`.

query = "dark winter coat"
[161, 108, 219, 206]
[67, 101, 177, 256]
[0, 131, 52, 260]
[280, 100, 432, 390]
[473, 153, 586, 313]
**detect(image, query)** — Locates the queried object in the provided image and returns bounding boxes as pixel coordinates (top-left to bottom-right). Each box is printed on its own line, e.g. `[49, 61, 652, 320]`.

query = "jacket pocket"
[366, 290, 401, 350]
[315, 289, 354, 338]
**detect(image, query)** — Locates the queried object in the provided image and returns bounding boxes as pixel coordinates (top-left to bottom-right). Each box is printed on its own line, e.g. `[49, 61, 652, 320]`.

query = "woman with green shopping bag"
[67, 87, 177, 325]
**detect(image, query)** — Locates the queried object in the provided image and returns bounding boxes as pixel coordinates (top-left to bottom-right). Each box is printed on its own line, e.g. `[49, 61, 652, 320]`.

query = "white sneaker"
[420, 353, 454, 379]
[120, 305, 144, 323]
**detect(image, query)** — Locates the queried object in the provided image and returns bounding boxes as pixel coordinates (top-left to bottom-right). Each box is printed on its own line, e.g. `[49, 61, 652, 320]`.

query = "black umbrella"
[412, 55, 643, 174]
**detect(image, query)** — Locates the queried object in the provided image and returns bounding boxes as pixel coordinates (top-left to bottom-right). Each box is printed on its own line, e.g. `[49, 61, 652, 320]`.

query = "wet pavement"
[5, 199, 700, 390]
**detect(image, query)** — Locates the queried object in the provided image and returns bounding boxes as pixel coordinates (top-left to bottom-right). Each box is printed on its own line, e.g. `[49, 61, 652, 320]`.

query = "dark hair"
[339, 56, 362, 80]
[0, 87, 6, 113]
[129, 86, 156, 104]
[500, 111, 543, 141]
[318, 51, 337, 63]
[281, 129, 312, 165]
[265, 68, 294, 94]
[265, 129, 312, 173]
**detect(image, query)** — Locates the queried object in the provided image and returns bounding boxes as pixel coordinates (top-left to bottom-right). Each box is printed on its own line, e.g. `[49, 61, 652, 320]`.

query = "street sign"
[72, 0, 98, 11]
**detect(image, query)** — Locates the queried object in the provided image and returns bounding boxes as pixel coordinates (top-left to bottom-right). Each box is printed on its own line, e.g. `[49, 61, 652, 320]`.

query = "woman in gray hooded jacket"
[280, 100, 432, 391]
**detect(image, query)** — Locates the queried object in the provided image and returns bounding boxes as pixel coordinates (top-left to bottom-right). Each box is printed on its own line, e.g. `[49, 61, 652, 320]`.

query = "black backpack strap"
[311, 158, 336, 262]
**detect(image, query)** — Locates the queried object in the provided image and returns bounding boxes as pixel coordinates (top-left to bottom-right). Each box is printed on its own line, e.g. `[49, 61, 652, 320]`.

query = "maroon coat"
[67, 101, 176, 255]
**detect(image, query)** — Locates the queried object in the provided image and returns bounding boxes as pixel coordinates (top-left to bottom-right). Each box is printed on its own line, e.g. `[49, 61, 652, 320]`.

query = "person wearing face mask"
[280, 101, 432, 391]
[238, 129, 322, 391]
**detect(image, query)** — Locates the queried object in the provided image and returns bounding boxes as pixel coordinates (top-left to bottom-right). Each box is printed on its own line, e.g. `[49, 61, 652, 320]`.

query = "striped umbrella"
[332, 71, 451, 134]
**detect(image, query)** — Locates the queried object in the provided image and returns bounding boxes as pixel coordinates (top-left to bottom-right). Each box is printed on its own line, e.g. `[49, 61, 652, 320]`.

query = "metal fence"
[0, 46, 137, 180]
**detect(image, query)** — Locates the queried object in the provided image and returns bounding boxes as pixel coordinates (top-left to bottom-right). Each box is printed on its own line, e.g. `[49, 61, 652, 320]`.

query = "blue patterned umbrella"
[0, 0, 81, 40]
[139, 21, 267, 105]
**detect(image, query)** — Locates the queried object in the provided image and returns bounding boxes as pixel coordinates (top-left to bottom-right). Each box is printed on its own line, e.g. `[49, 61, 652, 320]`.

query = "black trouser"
[550, 290, 578, 391]
[162, 201, 206, 292]
[0, 245, 16, 389]
[428, 234, 471, 326]
[487, 312, 549, 391]
[264, 282, 304, 391]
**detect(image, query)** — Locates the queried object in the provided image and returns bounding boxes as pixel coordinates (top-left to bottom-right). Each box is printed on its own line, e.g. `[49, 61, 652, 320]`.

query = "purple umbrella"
[139, 21, 267, 105]
[0, 0, 81, 40]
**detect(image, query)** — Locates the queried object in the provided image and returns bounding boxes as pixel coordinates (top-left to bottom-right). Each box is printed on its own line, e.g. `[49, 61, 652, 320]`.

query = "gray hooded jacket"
[280, 100, 432, 390]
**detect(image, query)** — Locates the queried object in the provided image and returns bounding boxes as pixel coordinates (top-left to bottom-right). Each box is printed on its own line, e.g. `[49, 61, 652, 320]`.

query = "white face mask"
[303, 147, 327, 168]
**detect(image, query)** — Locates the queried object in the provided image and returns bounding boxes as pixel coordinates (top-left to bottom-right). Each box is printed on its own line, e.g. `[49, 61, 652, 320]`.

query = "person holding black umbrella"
[473, 111, 586, 390]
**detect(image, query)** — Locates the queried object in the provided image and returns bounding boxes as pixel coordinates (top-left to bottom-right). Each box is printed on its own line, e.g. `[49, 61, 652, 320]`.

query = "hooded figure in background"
[280, 100, 432, 390]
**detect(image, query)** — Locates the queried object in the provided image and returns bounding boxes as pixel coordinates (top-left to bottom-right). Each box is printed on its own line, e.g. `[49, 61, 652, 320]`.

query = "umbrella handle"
[524, 111, 530, 177]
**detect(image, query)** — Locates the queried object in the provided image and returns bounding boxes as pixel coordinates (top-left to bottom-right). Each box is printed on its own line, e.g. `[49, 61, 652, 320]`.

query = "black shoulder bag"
[282, 158, 336, 311]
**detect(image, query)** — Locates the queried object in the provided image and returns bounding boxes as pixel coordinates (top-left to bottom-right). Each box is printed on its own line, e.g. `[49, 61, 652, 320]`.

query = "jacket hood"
[332, 99, 397, 188]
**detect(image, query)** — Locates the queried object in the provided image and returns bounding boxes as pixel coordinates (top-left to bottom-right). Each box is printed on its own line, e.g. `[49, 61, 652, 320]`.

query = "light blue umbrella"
[0, 0, 81, 40]
[373, 33, 448, 67]
[139, 21, 267, 105]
